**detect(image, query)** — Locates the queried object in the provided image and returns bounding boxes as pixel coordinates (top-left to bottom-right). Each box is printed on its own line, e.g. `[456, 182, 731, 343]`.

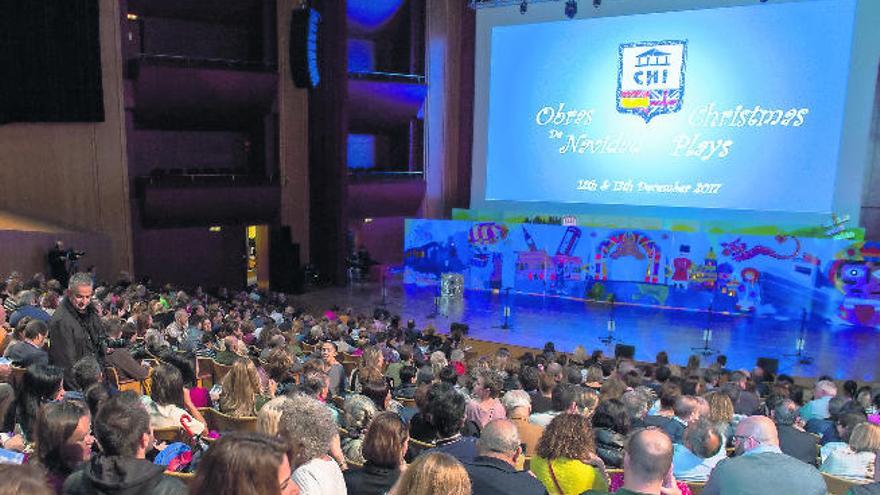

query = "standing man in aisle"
[49, 272, 105, 385]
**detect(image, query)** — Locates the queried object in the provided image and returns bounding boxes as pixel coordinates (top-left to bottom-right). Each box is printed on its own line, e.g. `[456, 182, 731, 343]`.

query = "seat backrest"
[686, 481, 706, 495]
[10, 365, 27, 394]
[398, 397, 416, 408]
[212, 361, 233, 383]
[822, 472, 862, 495]
[203, 407, 257, 434]
[153, 426, 185, 444]
[164, 471, 196, 485]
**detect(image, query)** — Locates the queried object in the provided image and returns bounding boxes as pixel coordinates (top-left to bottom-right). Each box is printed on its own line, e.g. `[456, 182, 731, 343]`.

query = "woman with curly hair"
[341, 393, 380, 464]
[703, 390, 735, 441]
[530, 413, 608, 494]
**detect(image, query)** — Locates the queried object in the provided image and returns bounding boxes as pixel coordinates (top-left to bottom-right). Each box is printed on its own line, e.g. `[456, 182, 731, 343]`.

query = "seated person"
[821, 422, 880, 481]
[218, 359, 271, 417]
[141, 364, 206, 435]
[63, 392, 187, 494]
[393, 365, 418, 400]
[5, 319, 48, 367]
[672, 419, 727, 481]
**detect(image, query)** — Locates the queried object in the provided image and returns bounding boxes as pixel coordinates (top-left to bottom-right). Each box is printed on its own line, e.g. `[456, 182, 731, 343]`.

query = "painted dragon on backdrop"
[721, 235, 801, 262]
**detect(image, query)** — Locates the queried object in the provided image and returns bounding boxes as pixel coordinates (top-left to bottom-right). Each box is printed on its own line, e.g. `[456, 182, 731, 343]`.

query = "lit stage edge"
[289, 278, 880, 382]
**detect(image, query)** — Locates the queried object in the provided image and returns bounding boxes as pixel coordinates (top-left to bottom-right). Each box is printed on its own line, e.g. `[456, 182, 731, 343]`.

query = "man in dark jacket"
[63, 392, 186, 495]
[49, 272, 105, 385]
[464, 419, 546, 495]
[773, 399, 820, 466]
[5, 319, 49, 367]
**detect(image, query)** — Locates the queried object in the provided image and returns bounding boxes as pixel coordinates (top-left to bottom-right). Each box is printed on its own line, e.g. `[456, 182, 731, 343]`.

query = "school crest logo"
[617, 40, 687, 123]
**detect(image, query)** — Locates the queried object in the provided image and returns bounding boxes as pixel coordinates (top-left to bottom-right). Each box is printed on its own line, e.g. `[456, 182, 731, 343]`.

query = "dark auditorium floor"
[288, 278, 880, 382]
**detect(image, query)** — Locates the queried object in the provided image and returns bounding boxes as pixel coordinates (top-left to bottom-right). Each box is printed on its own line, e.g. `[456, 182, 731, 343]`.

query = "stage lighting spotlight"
[520, 0, 527, 14]
[593, 0, 601, 7]
[565, 0, 578, 18]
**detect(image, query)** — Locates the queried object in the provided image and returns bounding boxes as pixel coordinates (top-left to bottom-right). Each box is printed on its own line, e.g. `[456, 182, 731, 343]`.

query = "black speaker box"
[756, 357, 779, 375]
[615, 344, 636, 360]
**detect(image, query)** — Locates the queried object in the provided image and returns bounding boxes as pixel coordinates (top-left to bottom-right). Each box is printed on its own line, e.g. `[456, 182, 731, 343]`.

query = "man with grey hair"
[621, 389, 650, 429]
[48, 272, 105, 384]
[278, 393, 346, 494]
[773, 398, 820, 466]
[501, 389, 543, 456]
[702, 416, 826, 495]
[672, 419, 726, 481]
[800, 379, 838, 421]
[8, 290, 50, 327]
[463, 419, 546, 495]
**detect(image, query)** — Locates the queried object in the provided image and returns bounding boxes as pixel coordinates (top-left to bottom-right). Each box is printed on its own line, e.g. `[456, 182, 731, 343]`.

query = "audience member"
[48, 273, 105, 385]
[34, 400, 94, 493]
[0, 464, 54, 495]
[388, 452, 471, 495]
[5, 319, 49, 367]
[63, 392, 187, 494]
[190, 432, 298, 495]
[592, 398, 631, 468]
[343, 412, 408, 495]
[18, 363, 65, 439]
[801, 380, 838, 421]
[702, 415, 826, 495]
[501, 389, 544, 456]
[530, 413, 608, 494]
[142, 363, 206, 435]
[277, 393, 347, 494]
[463, 419, 545, 495]
[821, 422, 880, 480]
[672, 419, 726, 481]
[219, 359, 269, 417]
[426, 382, 479, 463]
[586, 428, 681, 495]
[465, 368, 507, 428]
[772, 398, 820, 466]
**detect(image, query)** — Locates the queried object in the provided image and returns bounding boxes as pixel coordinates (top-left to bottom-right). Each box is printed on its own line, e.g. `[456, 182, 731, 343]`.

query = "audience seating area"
[0, 270, 878, 495]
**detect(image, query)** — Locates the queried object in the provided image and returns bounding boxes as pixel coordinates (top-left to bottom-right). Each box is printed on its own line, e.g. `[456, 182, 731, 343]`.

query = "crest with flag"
[617, 40, 687, 123]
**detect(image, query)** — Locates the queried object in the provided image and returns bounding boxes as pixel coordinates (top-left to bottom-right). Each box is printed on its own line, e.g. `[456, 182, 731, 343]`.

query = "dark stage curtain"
[0, 0, 105, 124]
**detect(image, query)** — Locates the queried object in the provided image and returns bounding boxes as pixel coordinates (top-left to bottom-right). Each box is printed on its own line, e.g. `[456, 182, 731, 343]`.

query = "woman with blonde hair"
[821, 421, 880, 480]
[389, 451, 471, 495]
[530, 413, 608, 494]
[257, 396, 292, 436]
[219, 359, 272, 417]
[350, 347, 386, 393]
[430, 350, 449, 378]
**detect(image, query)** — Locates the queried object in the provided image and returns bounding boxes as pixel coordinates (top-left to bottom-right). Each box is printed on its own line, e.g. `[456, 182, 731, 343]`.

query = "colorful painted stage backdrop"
[404, 219, 880, 328]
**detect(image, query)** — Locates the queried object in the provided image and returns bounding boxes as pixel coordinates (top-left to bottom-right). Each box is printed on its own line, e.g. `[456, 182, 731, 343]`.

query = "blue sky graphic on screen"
[483, 0, 856, 213]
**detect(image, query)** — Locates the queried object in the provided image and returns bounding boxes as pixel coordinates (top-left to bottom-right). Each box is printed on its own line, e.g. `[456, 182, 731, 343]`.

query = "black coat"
[343, 463, 401, 495]
[777, 424, 820, 466]
[62, 456, 187, 495]
[49, 297, 105, 385]
[594, 427, 626, 468]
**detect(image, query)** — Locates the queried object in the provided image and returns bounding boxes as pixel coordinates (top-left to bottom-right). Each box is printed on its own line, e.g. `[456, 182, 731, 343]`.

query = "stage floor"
[288, 279, 880, 382]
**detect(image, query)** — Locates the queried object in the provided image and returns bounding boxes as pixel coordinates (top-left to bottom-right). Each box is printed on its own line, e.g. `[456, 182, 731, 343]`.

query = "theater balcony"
[347, 171, 425, 219]
[127, 54, 277, 130]
[134, 171, 279, 228]
[348, 71, 427, 132]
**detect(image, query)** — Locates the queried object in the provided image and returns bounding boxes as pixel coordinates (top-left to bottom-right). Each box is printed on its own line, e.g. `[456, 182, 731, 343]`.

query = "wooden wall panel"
[0, 0, 132, 277]
[277, 0, 311, 263]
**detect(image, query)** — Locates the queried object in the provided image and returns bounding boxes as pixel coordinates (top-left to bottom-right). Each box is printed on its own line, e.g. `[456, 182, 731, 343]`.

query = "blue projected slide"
[484, 0, 856, 213]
